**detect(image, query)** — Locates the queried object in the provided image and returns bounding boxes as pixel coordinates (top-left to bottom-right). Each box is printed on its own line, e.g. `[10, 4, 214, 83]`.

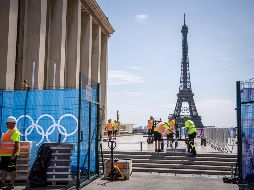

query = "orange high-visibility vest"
[147, 119, 154, 129]
[106, 122, 113, 132]
[0, 127, 20, 156]
[154, 123, 167, 134]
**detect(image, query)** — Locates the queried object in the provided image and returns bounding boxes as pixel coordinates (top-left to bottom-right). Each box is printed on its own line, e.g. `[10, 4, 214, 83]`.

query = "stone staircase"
[100, 150, 237, 176]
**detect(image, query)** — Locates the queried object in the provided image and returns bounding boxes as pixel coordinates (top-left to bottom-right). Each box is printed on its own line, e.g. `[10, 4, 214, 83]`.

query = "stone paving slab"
[82, 172, 238, 190]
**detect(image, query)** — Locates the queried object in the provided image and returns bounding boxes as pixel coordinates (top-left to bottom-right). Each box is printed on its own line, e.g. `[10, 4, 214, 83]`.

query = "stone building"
[0, 0, 114, 126]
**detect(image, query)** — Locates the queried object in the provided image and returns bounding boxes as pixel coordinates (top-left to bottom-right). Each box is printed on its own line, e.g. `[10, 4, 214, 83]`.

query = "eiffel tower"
[173, 14, 204, 128]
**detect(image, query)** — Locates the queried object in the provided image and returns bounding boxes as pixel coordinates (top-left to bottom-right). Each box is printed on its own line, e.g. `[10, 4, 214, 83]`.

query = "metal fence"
[204, 128, 236, 153]
[237, 79, 254, 182]
[76, 73, 100, 187]
[0, 73, 100, 188]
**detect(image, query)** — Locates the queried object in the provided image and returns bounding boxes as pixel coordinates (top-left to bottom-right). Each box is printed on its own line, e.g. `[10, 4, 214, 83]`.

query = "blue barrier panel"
[0, 88, 98, 173]
[241, 82, 254, 181]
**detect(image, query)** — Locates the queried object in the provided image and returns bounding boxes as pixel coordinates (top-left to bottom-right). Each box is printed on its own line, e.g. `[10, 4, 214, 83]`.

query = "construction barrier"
[0, 73, 100, 188]
[204, 128, 236, 153]
[238, 79, 254, 182]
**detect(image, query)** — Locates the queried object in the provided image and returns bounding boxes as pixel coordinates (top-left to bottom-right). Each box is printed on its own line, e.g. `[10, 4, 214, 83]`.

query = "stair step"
[102, 154, 237, 162]
[130, 159, 236, 166]
[100, 150, 236, 176]
[132, 163, 233, 171]
[102, 151, 237, 158]
[132, 167, 232, 176]
[99, 159, 236, 168]
[99, 161, 234, 171]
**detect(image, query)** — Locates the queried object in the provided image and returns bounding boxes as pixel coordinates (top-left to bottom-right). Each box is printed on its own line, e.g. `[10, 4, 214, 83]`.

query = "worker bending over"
[184, 117, 197, 157]
[153, 121, 170, 152]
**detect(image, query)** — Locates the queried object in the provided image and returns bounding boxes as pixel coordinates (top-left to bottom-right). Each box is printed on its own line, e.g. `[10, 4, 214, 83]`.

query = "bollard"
[231, 166, 233, 177]
[204, 138, 206, 146]
[140, 141, 143, 151]
[175, 141, 178, 148]
[58, 134, 61, 145]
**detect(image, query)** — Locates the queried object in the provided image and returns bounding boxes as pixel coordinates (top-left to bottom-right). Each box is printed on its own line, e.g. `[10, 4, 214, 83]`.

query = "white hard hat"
[6, 116, 17, 123]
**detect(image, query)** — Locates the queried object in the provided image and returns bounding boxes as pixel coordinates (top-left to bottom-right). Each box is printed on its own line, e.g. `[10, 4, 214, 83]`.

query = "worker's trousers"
[188, 132, 197, 155]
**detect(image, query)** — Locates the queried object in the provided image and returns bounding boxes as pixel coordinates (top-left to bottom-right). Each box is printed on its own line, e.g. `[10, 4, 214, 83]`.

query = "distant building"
[103, 123, 134, 136]
[119, 124, 134, 135]
[133, 126, 146, 134]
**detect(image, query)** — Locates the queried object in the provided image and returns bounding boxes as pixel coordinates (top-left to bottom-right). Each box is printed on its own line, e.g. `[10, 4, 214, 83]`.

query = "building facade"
[0, 0, 114, 128]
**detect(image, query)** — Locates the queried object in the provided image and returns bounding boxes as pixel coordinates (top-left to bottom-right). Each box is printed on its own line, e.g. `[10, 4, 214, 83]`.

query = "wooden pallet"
[45, 143, 74, 186]
[0, 141, 31, 181]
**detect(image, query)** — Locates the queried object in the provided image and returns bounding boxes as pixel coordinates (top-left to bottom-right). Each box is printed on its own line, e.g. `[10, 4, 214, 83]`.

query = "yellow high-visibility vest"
[0, 127, 20, 156]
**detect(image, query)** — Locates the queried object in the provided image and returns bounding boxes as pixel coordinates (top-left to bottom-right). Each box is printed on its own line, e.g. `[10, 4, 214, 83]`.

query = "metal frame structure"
[76, 72, 101, 189]
[173, 14, 204, 128]
[236, 81, 243, 180]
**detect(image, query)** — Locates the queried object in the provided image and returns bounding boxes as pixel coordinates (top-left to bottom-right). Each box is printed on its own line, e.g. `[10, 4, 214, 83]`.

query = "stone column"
[22, 0, 47, 90]
[91, 24, 101, 84]
[0, 0, 19, 90]
[65, 0, 81, 88]
[46, 0, 67, 89]
[15, 0, 26, 90]
[100, 34, 108, 135]
[80, 14, 92, 80]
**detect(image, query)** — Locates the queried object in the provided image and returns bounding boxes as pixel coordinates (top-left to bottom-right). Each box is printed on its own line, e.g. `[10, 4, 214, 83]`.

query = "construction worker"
[184, 117, 197, 156]
[0, 116, 20, 189]
[113, 120, 119, 139]
[166, 117, 175, 148]
[147, 116, 154, 135]
[105, 119, 113, 140]
[153, 121, 170, 152]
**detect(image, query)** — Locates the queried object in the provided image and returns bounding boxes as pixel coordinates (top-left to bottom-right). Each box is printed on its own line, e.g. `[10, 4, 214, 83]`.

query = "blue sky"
[97, 0, 254, 127]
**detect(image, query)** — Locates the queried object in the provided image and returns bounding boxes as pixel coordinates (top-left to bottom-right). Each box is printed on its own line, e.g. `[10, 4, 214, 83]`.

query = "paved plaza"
[82, 172, 239, 190]
[11, 134, 239, 189]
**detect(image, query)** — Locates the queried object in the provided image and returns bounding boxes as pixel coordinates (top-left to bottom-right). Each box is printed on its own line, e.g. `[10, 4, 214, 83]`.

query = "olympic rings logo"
[14, 114, 78, 146]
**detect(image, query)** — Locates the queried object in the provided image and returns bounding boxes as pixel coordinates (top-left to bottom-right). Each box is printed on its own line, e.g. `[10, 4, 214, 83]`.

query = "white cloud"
[156, 103, 175, 109]
[209, 51, 236, 63]
[109, 70, 144, 85]
[149, 95, 160, 99]
[129, 66, 146, 71]
[134, 14, 149, 24]
[114, 91, 143, 97]
[196, 99, 235, 128]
